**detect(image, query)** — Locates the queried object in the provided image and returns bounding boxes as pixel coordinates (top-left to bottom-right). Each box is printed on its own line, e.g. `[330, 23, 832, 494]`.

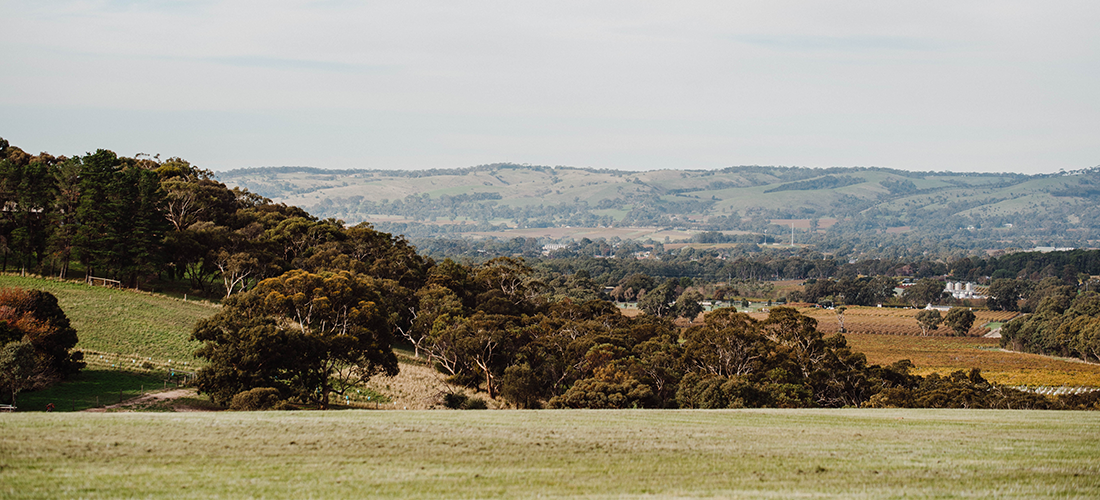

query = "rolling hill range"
[219, 164, 1100, 254]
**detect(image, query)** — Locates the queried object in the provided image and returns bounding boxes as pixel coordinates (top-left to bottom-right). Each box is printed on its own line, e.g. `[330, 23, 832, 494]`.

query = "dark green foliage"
[638, 280, 677, 318]
[442, 392, 488, 410]
[987, 279, 1024, 311]
[71, 150, 171, 286]
[794, 276, 897, 306]
[674, 307, 916, 409]
[879, 178, 917, 195]
[915, 309, 943, 336]
[1001, 291, 1100, 362]
[191, 310, 303, 406]
[764, 175, 865, 193]
[0, 341, 38, 406]
[903, 278, 946, 307]
[867, 369, 1052, 410]
[549, 375, 658, 409]
[192, 224, 423, 408]
[464, 397, 488, 409]
[944, 308, 977, 336]
[499, 363, 543, 409]
[674, 289, 705, 320]
[193, 267, 406, 408]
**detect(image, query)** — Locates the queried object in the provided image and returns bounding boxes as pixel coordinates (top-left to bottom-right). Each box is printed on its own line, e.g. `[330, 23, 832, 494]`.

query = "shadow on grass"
[17, 369, 178, 412]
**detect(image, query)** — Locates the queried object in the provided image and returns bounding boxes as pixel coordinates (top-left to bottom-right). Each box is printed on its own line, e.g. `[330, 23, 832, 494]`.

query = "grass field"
[1, 409, 1097, 499]
[0, 274, 218, 365]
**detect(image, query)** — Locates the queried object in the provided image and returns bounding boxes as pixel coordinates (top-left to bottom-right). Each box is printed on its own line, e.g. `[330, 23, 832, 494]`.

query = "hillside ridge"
[218, 164, 1100, 254]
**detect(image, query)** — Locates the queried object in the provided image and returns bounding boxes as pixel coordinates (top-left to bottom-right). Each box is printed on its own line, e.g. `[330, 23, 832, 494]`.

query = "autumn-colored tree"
[0, 288, 83, 403]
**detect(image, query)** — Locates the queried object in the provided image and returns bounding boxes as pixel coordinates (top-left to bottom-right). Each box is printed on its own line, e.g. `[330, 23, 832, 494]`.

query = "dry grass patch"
[362, 354, 499, 410]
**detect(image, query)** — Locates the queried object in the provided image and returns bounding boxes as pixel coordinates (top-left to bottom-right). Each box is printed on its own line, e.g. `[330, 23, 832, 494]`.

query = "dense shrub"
[442, 392, 487, 409]
[229, 387, 284, 411]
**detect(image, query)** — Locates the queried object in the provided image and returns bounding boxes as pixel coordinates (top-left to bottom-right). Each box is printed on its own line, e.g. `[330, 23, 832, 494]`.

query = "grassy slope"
[0, 275, 217, 364]
[16, 369, 172, 412]
[1, 409, 1097, 499]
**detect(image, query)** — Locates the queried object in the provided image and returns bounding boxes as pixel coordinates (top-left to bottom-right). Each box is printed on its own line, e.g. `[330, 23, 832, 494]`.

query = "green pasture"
[1, 409, 1096, 499]
[0, 275, 217, 364]
[15, 369, 182, 412]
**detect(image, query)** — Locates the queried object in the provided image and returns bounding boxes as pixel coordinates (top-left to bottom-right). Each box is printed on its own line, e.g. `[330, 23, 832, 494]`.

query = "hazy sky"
[2, 1, 1097, 174]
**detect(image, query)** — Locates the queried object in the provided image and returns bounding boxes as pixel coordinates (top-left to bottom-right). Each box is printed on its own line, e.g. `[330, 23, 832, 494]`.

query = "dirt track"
[84, 388, 212, 412]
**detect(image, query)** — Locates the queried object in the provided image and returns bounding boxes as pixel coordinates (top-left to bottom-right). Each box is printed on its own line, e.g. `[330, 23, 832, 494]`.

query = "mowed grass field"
[1, 409, 1097, 499]
[0, 274, 217, 365]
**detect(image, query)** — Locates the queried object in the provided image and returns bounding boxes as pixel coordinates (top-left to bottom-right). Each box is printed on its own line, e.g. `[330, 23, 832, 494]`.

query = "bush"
[442, 392, 488, 409]
[442, 392, 467, 409]
[463, 397, 488, 410]
[229, 387, 283, 411]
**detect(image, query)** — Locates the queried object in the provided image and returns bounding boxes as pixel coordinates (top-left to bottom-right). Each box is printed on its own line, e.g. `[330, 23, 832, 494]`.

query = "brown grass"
[362, 354, 502, 409]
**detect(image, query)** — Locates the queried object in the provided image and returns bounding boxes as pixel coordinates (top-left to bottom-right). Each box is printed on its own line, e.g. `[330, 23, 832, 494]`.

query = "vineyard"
[843, 333, 1100, 387]
[749, 306, 1020, 337]
[729, 305, 1100, 388]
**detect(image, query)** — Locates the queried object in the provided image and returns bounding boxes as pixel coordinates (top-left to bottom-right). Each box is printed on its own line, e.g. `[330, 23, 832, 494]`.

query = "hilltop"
[219, 164, 1100, 255]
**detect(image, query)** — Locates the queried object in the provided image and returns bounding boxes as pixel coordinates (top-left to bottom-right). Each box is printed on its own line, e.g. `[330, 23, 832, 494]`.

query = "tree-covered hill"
[219, 163, 1100, 255]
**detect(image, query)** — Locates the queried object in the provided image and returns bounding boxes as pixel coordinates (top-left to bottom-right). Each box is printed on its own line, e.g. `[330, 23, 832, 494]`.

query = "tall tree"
[639, 280, 678, 318]
[944, 308, 977, 337]
[904, 278, 946, 307]
[916, 309, 943, 336]
[193, 270, 400, 408]
[0, 341, 37, 407]
[987, 279, 1023, 312]
[0, 288, 84, 397]
[72, 150, 170, 285]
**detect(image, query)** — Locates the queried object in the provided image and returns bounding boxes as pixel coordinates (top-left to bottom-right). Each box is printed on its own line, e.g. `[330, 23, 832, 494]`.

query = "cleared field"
[0, 274, 217, 365]
[1, 409, 1097, 499]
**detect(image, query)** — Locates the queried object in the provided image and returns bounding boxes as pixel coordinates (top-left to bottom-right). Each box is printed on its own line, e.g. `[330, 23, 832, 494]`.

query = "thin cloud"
[203, 56, 395, 74]
[733, 35, 942, 52]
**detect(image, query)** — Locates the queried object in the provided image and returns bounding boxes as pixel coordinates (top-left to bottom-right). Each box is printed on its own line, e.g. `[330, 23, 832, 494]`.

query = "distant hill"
[218, 164, 1100, 253]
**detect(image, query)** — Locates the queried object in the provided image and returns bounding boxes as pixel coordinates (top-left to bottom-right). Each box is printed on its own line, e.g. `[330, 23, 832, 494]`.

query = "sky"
[1, 1, 1098, 174]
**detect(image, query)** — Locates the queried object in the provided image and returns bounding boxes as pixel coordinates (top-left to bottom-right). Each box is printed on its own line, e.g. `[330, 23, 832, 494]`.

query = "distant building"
[1032, 246, 1075, 253]
[943, 281, 985, 300]
[541, 243, 568, 255]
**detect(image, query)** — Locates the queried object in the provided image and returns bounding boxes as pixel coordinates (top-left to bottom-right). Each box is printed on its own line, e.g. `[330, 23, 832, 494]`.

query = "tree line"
[3, 138, 1098, 409]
